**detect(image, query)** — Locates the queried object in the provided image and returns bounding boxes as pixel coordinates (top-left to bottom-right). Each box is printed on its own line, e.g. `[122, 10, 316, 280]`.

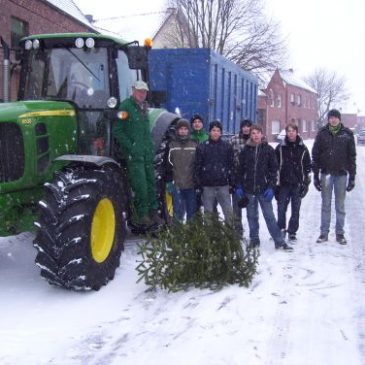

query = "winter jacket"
[312, 123, 356, 178]
[113, 96, 154, 162]
[191, 129, 209, 143]
[165, 136, 198, 189]
[275, 135, 312, 186]
[194, 137, 234, 187]
[236, 139, 278, 194]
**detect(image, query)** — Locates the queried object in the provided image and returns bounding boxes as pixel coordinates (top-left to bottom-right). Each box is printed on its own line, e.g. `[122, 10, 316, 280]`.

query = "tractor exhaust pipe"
[1, 37, 10, 102]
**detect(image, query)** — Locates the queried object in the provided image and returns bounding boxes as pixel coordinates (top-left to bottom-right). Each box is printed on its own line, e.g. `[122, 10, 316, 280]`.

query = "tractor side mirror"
[127, 47, 148, 70]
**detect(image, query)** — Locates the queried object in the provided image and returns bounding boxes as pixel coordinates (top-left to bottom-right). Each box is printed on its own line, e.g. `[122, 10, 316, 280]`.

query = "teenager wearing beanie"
[190, 114, 209, 143]
[229, 119, 253, 235]
[194, 121, 234, 221]
[312, 108, 356, 245]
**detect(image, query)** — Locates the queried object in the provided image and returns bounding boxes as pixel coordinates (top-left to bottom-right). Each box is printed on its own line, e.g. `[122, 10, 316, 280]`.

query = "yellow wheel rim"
[166, 192, 173, 217]
[91, 198, 116, 263]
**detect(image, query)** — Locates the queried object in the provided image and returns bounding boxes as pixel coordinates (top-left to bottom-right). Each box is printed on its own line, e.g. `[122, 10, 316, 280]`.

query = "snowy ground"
[1, 140, 365, 365]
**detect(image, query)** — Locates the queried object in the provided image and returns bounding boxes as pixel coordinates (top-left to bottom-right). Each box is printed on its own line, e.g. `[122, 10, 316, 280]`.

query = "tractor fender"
[55, 154, 120, 167]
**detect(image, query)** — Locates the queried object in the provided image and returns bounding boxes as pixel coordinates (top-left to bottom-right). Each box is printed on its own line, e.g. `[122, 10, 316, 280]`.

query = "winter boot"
[336, 234, 347, 245]
[275, 242, 293, 251]
[316, 233, 328, 243]
[288, 233, 297, 242]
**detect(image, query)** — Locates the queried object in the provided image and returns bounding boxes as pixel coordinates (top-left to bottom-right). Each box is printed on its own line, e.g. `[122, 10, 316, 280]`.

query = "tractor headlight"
[32, 39, 40, 49]
[85, 38, 95, 48]
[107, 97, 118, 109]
[24, 40, 32, 50]
[75, 38, 85, 48]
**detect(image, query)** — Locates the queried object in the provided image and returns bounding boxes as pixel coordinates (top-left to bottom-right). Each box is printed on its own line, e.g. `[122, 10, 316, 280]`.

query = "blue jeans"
[246, 193, 285, 246]
[171, 187, 197, 222]
[320, 174, 347, 235]
[277, 184, 302, 234]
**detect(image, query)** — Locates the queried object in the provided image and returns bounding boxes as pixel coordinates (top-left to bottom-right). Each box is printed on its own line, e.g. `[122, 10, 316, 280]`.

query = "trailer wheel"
[34, 165, 126, 290]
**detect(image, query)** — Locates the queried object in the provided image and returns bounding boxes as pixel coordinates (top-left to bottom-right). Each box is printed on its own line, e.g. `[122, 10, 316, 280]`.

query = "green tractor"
[0, 33, 177, 290]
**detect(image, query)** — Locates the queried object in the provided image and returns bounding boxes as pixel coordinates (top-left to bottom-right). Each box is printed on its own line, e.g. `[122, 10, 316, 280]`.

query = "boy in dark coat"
[275, 123, 311, 241]
[235, 125, 292, 250]
[194, 121, 234, 221]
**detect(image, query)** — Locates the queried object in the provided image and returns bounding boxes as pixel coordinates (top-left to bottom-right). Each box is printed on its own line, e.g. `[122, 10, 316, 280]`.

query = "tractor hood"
[0, 100, 76, 121]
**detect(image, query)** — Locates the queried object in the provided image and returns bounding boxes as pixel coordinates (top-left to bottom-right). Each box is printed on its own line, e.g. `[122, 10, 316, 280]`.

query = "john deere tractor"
[0, 33, 177, 290]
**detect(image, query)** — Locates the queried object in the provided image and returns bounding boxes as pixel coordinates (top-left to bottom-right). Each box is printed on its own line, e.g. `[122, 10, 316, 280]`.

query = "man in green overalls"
[113, 80, 162, 227]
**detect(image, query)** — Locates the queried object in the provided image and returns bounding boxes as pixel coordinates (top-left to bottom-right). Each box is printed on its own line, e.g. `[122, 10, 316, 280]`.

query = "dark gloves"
[299, 184, 309, 198]
[346, 177, 355, 192]
[313, 174, 321, 191]
[263, 188, 274, 202]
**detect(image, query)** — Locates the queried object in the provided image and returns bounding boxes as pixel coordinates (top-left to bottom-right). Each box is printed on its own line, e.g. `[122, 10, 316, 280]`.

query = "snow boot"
[275, 242, 293, 251]
[336, 234, 347, 245]
[316, 233, 328, 243]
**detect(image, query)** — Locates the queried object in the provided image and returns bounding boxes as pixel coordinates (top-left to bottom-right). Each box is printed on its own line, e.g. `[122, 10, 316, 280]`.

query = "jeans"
[171, 187, 197, 222]
[203, 185, 233, 222]
[277, 184, 302, 234]
[320, 174, 347, 235]
[246, 193, 285, 246]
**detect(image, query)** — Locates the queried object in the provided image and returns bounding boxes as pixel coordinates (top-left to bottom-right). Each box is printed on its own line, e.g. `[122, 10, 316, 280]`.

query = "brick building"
[0, 0, 95, 100]
[258, 69, 318, 142]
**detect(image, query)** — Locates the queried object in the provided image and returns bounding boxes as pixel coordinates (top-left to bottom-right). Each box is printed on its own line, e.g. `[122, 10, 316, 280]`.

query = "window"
[302, 120, 307, 132]
[116, 50, 140, 101]
[277, 94, 282, 108]
[290, 93, 295, 103]
[297, 94, 302, 106]
[311, 120, 316, 131]
[11, 17, 28, 49]
[272, 120, 280, 134]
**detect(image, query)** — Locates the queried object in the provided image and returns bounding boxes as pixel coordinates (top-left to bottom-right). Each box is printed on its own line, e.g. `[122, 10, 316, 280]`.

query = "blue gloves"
[263, 188, 274, 202]
[235, 186, 245, 199]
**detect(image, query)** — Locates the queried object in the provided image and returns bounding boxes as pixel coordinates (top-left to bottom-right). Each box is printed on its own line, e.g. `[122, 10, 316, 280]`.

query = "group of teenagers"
[113, 81, 356, 250]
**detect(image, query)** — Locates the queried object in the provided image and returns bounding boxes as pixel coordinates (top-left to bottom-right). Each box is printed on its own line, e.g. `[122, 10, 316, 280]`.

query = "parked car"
[357, 130, 365, 145]
[276, 129, 286, 142]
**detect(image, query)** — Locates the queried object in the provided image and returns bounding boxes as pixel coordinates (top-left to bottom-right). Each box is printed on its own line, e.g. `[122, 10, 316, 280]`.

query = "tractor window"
[116, 50, 140, 101]
[23, 48, 110, 108]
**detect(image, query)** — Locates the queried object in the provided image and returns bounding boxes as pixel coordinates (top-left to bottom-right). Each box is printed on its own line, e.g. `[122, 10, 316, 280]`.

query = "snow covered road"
[1, 140, 365, 365]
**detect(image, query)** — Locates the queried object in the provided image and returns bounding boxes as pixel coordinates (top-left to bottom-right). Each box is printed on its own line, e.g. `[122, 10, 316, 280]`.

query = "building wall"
[341, 113, 357, 130]
[0, 0, 91, 100]
[260, 69, 318, 142]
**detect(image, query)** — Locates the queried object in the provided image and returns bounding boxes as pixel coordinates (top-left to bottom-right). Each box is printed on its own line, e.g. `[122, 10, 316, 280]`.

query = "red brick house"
[258, 69, 318, 142]
[0, 0, 95, 100]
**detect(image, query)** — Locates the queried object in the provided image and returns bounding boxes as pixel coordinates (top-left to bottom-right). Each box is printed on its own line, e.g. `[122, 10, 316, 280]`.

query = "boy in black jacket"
[275, 124, 311, 242]
[194, 121, 234, 221]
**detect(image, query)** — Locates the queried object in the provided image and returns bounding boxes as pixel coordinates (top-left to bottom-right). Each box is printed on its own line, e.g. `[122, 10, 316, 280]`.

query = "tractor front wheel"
[34, 165, 126, 290]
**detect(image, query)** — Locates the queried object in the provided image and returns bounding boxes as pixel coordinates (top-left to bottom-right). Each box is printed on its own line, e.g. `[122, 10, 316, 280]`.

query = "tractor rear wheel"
[34, 165, 126, 290]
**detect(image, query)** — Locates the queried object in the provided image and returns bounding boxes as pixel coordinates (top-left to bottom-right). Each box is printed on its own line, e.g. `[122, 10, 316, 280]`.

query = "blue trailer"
[148, 48, 258, 134]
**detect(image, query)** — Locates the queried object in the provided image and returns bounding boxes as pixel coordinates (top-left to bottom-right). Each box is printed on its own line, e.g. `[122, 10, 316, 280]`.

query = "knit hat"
[190, 114, 203, 125]
[209, 120, 222, 132]
[240, 119, 253, 128]
[327, 109, 341, 120]
[175, 118, 190, 130]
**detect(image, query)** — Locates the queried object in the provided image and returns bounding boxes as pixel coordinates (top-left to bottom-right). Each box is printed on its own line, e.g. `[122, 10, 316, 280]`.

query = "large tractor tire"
[33, 164, 127, 291]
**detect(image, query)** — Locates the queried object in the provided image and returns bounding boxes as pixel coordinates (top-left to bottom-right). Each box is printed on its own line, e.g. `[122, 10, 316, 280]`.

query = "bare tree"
[162, 0, 287, 76]
[304, 68, 350, 127]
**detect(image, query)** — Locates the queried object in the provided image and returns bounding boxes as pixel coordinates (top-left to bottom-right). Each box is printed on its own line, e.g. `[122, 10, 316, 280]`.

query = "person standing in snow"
[163, 119, 198, 222]
[235, 125, 292, 250]
[194, 121, 234, 222]
[229, 119, 252, 236]
[190, 114, 209, 143]
[113, 80, 163, 228]
[312, 109, 356, 244]
[275, 123, 311, 242]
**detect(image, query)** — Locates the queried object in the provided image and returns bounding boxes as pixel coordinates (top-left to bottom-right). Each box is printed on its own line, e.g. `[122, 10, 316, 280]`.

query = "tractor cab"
[17, 33, 148, 155]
